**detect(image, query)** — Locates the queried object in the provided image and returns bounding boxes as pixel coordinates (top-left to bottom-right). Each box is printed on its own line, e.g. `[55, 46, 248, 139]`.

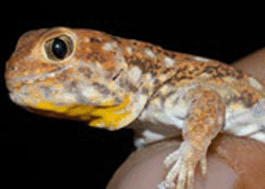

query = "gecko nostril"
[7, 65, 18, 72]
[5, 60, 20, 78]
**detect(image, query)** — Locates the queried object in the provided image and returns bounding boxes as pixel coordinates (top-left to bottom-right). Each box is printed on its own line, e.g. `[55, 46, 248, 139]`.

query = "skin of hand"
[107, 48, 265, 189]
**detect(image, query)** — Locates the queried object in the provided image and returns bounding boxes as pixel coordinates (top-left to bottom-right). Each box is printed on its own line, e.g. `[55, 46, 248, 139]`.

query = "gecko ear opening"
[44, 35, 74, 61]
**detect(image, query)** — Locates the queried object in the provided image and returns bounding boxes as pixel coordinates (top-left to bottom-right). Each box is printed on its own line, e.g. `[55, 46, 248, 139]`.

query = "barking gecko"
[5, 27, 265, 189]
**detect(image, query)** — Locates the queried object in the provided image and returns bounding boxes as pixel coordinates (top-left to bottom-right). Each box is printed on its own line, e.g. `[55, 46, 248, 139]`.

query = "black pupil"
[52, 38, 67, 59]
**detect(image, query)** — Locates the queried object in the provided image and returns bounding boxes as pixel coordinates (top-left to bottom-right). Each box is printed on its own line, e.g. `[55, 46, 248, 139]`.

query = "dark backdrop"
[1, 20, 264, 186]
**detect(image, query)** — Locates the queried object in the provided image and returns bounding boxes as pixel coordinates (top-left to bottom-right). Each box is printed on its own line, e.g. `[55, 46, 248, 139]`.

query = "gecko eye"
[44, 35, 74, 61]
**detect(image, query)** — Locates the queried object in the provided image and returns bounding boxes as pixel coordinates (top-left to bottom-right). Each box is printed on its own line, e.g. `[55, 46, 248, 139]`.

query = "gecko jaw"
[6, 64, 73, 87]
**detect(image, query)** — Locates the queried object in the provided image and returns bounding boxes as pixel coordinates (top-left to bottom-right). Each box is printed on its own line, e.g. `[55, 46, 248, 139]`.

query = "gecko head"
[5, 27, 148, 129]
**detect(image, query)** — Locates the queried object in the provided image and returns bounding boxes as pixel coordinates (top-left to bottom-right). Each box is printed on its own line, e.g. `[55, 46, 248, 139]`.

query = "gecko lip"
[5, 65, 73, 99]
[6, 64, 72, 84]
[8, 91, 99, 109]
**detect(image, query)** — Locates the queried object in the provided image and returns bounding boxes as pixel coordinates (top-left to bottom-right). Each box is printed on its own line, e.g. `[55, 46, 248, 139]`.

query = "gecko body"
[5, 27, 265, 189]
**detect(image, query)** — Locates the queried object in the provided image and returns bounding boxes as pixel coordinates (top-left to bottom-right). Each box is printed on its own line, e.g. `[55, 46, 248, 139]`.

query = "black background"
[1, 20, 264, 186]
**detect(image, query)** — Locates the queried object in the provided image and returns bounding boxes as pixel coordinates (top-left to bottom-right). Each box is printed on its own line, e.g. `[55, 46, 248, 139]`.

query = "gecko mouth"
[5, 65, 72, 92]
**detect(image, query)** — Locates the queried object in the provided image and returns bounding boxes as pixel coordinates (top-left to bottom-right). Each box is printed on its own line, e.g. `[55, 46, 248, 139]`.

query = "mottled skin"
[5, 27, 265, 189]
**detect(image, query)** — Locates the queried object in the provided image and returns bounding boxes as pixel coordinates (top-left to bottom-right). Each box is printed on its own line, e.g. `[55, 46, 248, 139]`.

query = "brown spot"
[141, 87, 149, 94]
[234, 69, 244, 79]
[203, 66, 218, 74]
[79, 67, 93, 79]
[240, 88, 261, 107]
[67, 81, 78, 92]
[56, 70, 69, 82]
[118, 78, 139, 93]
[111, 36, 122, 44]
[93, 82, 111, 95]
[127, 82, 139, 93]
[86, 51, 100, 61]
[175, 75, 194, 81]
[163, 51, 175, 59]
[90, 37, 101, 43]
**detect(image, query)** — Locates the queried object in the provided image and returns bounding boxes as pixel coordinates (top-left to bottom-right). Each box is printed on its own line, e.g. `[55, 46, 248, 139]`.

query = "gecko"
[5, 27, 265, 189]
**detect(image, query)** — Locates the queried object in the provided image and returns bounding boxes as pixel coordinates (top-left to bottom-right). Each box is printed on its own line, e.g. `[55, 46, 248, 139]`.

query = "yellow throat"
[30, 95, 132, 130]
